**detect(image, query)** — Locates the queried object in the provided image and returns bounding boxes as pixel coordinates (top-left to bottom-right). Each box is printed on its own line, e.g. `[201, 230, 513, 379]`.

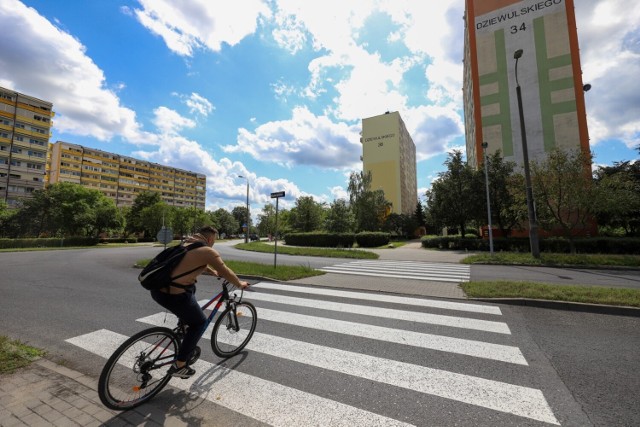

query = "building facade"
[361, 111, 417, 216]
[47, 141, 206, 209]
[463, 0, 590, 169]
[0, 86, 53, 207]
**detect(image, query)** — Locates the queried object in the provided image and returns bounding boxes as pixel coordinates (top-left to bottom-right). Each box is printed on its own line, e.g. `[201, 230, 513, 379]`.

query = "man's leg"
[150, 290, 207, 373]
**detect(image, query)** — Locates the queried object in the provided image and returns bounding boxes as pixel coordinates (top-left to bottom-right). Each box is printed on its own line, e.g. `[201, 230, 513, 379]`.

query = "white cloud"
[224, 106, 362, 169]
[575, 0, 640, 148]
[185, 92, 214, 116]
[0, 0, 156, 144]
[132, 0, 271, 56]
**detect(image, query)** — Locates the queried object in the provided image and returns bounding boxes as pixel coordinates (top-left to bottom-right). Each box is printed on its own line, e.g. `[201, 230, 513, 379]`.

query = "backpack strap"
[168, 240, 208, 284]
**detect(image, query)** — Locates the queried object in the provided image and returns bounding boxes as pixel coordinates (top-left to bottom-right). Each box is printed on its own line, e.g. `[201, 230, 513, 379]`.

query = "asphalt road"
[1, 245, 639, 425]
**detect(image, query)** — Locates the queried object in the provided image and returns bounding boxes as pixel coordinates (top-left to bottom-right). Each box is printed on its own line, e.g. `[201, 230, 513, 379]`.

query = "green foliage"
[0, 237, 99, 249]
[324, 199, 355, 233]
[531, 148, 596, 251]
[211, 208, 239, 236]
[425, 150, 483, 236]
[125, 191, 162, 236]
[594, 160, 640, 236]
[284, 232, 355, 247]
[257, 203, 277, 236]
[347, 171, 391, 231]
[422, 236, 640, 254]
[484, 150, 527, 237]
[355, 231, 390, 247]
[288, 196, 326, 232]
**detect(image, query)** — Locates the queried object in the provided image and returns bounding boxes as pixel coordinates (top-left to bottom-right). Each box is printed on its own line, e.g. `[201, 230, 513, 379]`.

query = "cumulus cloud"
[0, 0, 155, 144]
[223, 106, 362, 169]
[132, 0, 271, 56]
[575, 0, 640, 148]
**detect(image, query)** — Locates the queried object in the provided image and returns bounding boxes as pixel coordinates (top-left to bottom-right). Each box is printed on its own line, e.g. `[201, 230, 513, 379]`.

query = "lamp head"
[514, 49, 523, 59]
[481, 142, 488, 149]
[583, 83, 592, 92]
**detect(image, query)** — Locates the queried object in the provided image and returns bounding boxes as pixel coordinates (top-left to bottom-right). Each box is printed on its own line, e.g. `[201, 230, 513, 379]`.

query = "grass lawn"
[0, 336, 45, 374]
[234, 241, 379, 259]
[461, 281, 640, 308]
[134, 258, 325, 281]
[462, 252, 640, 268]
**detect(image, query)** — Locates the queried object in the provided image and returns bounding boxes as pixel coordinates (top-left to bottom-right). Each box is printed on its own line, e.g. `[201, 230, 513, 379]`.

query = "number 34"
[510, 23, 527, 34]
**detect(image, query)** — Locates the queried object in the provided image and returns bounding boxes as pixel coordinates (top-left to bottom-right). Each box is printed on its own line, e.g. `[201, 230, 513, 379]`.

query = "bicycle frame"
[149, 279, 244, 371]
[176, 279, 246, 345]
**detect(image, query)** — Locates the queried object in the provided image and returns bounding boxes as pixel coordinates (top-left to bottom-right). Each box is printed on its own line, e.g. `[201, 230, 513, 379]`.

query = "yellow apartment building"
[0, 86, 53, 207]
[361, 111, 417, 215]
[48, 141, 206, 209]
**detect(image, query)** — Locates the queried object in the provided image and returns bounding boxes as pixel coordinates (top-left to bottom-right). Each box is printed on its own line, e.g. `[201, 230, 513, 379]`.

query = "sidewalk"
[288, 241, 472, 299]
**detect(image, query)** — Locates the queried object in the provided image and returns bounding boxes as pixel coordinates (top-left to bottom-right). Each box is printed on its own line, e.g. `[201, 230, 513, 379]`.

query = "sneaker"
[168, 362, 196, 379]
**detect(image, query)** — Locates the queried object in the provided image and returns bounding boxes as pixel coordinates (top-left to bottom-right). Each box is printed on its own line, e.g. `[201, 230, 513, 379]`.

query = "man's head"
[198, 226, 218, 246]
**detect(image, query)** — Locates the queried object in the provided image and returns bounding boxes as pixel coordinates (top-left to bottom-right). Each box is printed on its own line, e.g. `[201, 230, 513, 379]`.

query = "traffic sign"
[156, 227, 173, 244]
[271, 191, 285, 198]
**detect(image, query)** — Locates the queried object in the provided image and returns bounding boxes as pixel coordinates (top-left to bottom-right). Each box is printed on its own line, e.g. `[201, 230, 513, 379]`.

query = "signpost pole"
[274, 197, 279, 268]
[270, 191, 285, 269]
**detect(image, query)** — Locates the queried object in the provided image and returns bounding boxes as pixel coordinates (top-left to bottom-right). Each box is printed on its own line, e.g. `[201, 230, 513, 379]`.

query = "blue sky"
[1, 0, 638, 216]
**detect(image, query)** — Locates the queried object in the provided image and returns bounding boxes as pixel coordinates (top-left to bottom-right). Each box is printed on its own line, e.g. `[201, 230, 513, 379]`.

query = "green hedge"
[355, 232, 390, 247]
[98, 237, 139, 244]
[421, 236, 640, 254]
[283, 232, 392, 248]
[0, 237, 100, 249]
[284, 232, 356, 248]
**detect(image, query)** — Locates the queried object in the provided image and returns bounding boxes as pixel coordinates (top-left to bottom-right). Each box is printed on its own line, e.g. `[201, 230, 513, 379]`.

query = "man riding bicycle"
[150, 225, 249, 379]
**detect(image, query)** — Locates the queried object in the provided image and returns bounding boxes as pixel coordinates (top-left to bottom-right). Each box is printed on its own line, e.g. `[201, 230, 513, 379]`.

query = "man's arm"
[206, 250, 248, 289]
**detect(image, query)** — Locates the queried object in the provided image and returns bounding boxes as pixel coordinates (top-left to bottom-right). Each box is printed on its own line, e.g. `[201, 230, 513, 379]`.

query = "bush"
[421, 236, 640, 254]
[98, 237, 139, 244]
[0, 237, 99, 249]
[284, 232, 355, 248]
[355, 232, 390, 247]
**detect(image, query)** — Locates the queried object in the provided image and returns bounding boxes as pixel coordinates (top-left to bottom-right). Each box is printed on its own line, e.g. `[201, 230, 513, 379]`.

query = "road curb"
[469, 297, 640, 317]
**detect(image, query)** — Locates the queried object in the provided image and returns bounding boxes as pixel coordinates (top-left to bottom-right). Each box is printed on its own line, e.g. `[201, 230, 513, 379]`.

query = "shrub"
[284, 232, 355, 247]
[355, 232, 390, 247]
[0, 237, 99, 249]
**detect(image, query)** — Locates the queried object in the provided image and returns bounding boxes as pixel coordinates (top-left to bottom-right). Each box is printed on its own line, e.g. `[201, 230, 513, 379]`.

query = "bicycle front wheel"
[98, 327, 179, 410]
[211, 301, 258, 358]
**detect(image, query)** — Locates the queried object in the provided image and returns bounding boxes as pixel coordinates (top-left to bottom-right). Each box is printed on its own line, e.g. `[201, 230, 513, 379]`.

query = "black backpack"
[138, 241, 206, 290]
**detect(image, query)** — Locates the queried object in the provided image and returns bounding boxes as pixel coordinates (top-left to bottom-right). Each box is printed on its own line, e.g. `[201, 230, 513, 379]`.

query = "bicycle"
[97, 279, 257, 410]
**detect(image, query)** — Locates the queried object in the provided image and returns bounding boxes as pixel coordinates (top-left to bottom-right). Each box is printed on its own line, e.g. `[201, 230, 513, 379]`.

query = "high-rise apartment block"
[463, 0, 590, 169]
[0, 86, 53, 207]
[48, 141, 206, 209]
[361, 111, 417, 216]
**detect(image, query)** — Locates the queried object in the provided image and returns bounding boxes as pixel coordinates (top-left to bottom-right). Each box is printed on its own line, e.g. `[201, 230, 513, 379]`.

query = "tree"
[211, 208, 238, 236]
[126, 191, 162, 236]
[594, 162, 640, 236]
[531, 148, 598, 251]
[289, 196, 326, 232]
[257, 203, 276, 236]
[92, 197, 123, 237]
[425, 150, 481, 236]
[414, 202, 426, 227]
[324, 199, 355, 233]
[231, 206, 249, 234]
[484, 151, 527, 237]
[347, 171, 391, 231]
[139, 202, 169, 239]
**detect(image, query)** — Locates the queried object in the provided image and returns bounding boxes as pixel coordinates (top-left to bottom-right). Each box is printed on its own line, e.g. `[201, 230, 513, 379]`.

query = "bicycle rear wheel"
[98, 327, 179, 410]
[211, 301, 258, 358]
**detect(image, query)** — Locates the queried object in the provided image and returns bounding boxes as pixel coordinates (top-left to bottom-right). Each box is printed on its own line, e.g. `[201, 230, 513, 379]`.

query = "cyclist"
[150, 225, 249, 379]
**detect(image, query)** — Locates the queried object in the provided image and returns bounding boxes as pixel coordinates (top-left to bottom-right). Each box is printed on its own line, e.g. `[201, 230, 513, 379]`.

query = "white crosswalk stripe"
[66, 282, 559, 425]
[319, 260, 471, 282]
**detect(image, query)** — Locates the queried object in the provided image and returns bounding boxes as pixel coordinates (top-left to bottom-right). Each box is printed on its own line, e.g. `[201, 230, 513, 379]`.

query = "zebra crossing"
[319, 260, 471, 282]
[66, 282, 560, 426]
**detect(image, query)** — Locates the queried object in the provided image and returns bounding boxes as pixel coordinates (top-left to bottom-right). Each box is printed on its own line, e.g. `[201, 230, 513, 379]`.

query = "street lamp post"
[238, 175, 250, 244]
[481, 142, 494, 256]
[514, 49, 540, 258]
